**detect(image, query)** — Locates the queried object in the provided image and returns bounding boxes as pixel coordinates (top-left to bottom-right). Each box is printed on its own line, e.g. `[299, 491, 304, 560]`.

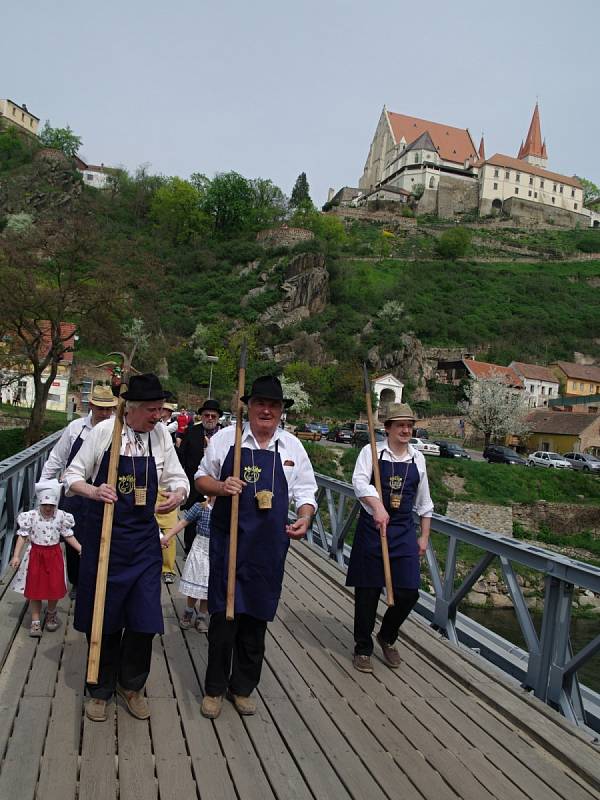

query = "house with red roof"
[509, 362, 560, 408]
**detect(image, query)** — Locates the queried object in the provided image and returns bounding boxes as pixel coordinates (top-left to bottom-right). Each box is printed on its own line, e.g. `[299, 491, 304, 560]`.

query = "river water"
[464, 607, 600, 693]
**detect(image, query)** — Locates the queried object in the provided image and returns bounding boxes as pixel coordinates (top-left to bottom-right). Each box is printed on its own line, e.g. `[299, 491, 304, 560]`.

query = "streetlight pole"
[206, 355, 219, 399]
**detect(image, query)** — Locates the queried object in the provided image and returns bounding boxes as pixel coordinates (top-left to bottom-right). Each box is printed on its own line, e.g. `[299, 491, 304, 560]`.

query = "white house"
[74, 157, 117, 189]
[373, 373, 404, 414]
[509, 362, 560, 408]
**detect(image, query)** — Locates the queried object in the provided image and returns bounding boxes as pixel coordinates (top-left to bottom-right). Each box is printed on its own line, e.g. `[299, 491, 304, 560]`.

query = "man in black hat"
[195, 375, 318, 719]
[177, 399, 223, 552]
[64, 374, 189, 723]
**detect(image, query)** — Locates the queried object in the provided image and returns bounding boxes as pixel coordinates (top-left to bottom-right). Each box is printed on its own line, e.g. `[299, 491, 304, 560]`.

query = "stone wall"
[256, 227, 314, 247]
[512, 501, 600, 535]
[327, 207, 417, 228]
[500, 196, 589, 229]
[435, 176, 479, 219]
[446, 502, 513, 535]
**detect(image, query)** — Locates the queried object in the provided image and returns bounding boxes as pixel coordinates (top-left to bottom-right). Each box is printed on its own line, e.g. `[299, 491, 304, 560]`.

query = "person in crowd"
[161, 497, 214, 631]
[64, 373, 189, 723]
[346, 403, 433, 673]
[157, 400, 181, 583]
[178, 399, 222, 552]
[9, 479, 81, 636]
[41, 384, 117, 598]
[195, 375, 317, 719]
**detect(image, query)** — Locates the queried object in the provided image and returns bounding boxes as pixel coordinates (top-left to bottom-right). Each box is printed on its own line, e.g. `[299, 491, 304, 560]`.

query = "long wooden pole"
[86, 349, 136, 684]
[363, 363, 394, 607]
[226, 341, 247, 621]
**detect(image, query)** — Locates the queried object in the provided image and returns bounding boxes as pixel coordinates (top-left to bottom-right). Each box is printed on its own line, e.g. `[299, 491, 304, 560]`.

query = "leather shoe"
[227, 691, 256, 715]
[85, 698, 107, 722]
[376, 633, 401, 668]
[352, 654, 373, 673]
[201, 694, 224, 719]
[117, 686, 150, 719]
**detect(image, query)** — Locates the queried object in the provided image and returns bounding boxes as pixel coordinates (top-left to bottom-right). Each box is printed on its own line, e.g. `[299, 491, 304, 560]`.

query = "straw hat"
[383, 403, 416, 423]
[90, 385, 118, 408]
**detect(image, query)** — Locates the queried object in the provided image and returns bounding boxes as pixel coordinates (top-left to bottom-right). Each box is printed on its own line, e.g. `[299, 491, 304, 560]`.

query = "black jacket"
[178, 423, 220, 509]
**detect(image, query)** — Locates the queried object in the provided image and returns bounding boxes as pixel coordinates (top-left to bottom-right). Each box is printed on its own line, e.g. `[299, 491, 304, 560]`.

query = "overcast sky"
[4, 1, 599, 204]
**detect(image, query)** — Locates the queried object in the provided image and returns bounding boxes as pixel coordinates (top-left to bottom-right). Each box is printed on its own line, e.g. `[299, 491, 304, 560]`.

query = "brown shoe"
[85, 698, 107, 722]
[227, 691, 256, 716]
[376, 633, 401, 668]
[117, 686, 150, 719]
[352, 654, 373, 673]
[201, 694, 224, 719]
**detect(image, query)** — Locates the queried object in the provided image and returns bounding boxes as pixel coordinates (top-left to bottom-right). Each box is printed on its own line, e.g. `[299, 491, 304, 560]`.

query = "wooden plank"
[154, 757, 197, 800]
[79, 701, 117, 800]
[37, 754, 78, 800]
[24, 624, 63, 698]
[0, 629, 37, 757]
[0, 589, 27, 668]
[117, 705, 157, 800]
[145, 634, 174, 698]
[44, 684, 84, 758]
[190, 755, 237, 800]
[149, 697, 188, 758]
[0, 696, 51, 800]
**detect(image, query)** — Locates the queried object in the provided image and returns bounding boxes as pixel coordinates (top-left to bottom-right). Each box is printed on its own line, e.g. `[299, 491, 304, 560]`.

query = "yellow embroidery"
[243, 465, 261, 484]
[118, 474, 135, 495]
[389, 475, 403, 491]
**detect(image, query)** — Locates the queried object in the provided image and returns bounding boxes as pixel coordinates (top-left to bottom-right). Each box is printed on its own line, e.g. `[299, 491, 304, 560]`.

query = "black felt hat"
[197, 399, 222, 415]
[121, 373, 172, 401]
[241, 375, 294, 408]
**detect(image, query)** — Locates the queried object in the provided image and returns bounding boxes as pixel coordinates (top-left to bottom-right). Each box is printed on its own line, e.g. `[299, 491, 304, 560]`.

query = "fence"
[308, 472, 600, 731]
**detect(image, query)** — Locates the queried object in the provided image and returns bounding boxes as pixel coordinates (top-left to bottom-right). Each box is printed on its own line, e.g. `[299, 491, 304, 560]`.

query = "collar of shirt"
[241, 421, 282, 451]
[377, 440, 418, 462]
[122, 425, 148, 456]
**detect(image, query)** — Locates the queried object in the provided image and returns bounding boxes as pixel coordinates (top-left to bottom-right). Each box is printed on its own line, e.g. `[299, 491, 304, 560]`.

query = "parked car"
[483, 445, 527, 466]
[409, 437, 440, 456]
[353, 429, 386, 448]
[527, 451, 572, 469]
[313, 422, 330, 435]
[561, 452, 600, 472]
[413, 427, 429, 439]
[326, 428, 353, 444]
[433, 440, 471, 460]
[294, 423, 322, 442]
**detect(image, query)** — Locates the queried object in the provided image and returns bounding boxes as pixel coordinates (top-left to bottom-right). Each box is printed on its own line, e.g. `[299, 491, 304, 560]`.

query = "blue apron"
[74, 437, 163, 635]
[209, 444, 289, 621]
[59, 431, 88, 585]
[346, 456, 421, 590]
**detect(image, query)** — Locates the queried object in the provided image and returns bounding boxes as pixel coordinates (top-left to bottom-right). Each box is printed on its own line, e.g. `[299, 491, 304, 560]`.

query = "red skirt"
[24, 543, 67, 600]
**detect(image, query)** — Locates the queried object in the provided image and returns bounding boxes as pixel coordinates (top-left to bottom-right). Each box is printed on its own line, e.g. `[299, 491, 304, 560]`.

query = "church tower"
[517, 103, 548, 168]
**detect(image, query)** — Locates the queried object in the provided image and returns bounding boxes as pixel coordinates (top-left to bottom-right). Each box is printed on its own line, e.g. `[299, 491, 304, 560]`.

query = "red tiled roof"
[482, 154, 581, 189]
[386, 111, 478, 166]
[552, 361, 600, 382]
[527, 408, 599, 435]
[39, 322, 77, 364]
[518, 103, 544, 160]
[510, 362, 559, 384]
[463, 359, 523, 387]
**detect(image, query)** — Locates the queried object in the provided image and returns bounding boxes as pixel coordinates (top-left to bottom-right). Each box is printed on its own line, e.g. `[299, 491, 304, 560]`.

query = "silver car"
[562, 452, 600, 472]
[527, 451, 572, 469]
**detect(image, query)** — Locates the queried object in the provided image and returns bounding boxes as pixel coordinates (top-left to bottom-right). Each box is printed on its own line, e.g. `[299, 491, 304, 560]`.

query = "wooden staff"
[363, 363, 394, 607]
[226, 341, 247, 621]
[87, 347, 137, 684]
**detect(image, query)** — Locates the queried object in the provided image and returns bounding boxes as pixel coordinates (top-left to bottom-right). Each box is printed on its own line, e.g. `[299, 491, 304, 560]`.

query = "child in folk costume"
[9, 479, 82, 637]
[161, 498, 213, 631]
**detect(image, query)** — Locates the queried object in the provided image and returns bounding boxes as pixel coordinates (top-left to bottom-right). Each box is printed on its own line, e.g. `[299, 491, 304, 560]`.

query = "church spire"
[478, 134, 485, 160]
[519, 102, 547, 166]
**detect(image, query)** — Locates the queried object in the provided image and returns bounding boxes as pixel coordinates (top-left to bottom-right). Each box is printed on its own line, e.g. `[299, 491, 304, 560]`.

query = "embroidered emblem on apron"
[118, 474, 135, 495]
[243, 465, 261, 484]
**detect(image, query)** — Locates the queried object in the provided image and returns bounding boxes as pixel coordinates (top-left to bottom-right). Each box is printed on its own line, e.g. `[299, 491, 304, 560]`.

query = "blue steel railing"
[0, 430, 62, 576]
[309, 472, 600, 731]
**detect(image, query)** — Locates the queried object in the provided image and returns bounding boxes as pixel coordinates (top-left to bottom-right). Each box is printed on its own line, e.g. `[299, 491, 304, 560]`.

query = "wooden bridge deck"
[1, 539, 599, 800]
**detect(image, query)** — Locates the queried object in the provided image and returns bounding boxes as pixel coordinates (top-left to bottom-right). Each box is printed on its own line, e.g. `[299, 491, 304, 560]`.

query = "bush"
[576, 232, 600, 253]
[435, 227, 472, 260]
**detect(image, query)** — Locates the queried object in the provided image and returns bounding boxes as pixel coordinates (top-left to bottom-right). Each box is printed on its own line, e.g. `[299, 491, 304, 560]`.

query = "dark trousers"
[65, 542, 79, 588]
[86, 629, 154, 701]
[354, 586, 419, 656]
[205, 612, 268, 697]
[183, 524, 196, 555]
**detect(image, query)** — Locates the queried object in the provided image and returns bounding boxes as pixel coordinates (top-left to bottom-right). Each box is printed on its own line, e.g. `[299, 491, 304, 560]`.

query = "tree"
[435, 227, 472, 260]
[201, 171, 256, 235]
[150, 177, 208, 244]
[250, 178, 288, 229]
[0, 220, 123, 444]
[38, 121, 82, 158]
[579, 177, 600, 207]
[458, 375, 530, 448]
[280, 375, 310, 413]
[290, 172, 311, 208]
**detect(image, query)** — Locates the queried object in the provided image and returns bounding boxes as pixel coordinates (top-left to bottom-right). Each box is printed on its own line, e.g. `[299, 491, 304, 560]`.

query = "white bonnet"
[35, 478, 62, 506]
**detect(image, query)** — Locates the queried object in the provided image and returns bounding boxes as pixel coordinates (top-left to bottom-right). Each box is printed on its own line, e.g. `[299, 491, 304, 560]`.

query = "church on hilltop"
[353, 104, 593, 227]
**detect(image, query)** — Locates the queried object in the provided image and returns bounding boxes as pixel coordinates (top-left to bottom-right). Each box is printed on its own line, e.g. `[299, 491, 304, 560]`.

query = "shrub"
[435, 227, 472, 260]
[576, 232, 600, 253]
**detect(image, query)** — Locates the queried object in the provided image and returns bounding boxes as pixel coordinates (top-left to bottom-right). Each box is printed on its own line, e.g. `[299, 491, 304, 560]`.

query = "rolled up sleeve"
[352, 445, 380, 504]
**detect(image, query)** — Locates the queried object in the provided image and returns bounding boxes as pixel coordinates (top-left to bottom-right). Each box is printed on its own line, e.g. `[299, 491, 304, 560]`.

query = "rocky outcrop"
[259, 252, 329, 330]
[367, 333, 434, 400]
[0, 155, 82, 218]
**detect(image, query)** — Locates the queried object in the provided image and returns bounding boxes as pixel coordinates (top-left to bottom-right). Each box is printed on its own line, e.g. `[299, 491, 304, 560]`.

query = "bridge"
[0, 432, 599, 799]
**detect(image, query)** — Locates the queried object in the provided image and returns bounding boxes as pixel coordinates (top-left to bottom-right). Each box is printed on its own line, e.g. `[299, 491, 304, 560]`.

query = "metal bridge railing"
[309, 472, 600, 730]
[0, 430, 62, 576]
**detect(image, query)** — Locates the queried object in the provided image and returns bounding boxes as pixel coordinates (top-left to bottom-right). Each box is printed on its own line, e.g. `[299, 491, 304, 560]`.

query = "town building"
[373, 373, 404, 415]
[526, 408, 600, 455]
[551, 362, 600, 397]
[0, 99, 39, 135]
[352, 103, 590, 226]
[74, 156, 118, 189]
[509, 362, 560, 408]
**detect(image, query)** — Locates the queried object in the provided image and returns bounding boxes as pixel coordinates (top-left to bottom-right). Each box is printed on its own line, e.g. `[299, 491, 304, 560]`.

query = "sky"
[3, 0, 600, 205]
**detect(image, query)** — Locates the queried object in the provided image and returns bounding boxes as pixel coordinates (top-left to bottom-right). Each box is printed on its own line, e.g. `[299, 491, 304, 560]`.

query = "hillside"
[1, 130, 599, 420]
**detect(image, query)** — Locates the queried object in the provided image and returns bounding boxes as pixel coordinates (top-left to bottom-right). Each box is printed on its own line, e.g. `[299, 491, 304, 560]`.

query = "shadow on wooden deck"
[0, 539, 599, 800]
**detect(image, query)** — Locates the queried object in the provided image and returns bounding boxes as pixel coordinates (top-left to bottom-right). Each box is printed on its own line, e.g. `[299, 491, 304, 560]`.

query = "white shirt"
[353, 441, 434, 518]
[41, 413, 93, 481]
[16, 508, 75, 544]
[64, 417, 189, 498]
[196, 422, 318, 511]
